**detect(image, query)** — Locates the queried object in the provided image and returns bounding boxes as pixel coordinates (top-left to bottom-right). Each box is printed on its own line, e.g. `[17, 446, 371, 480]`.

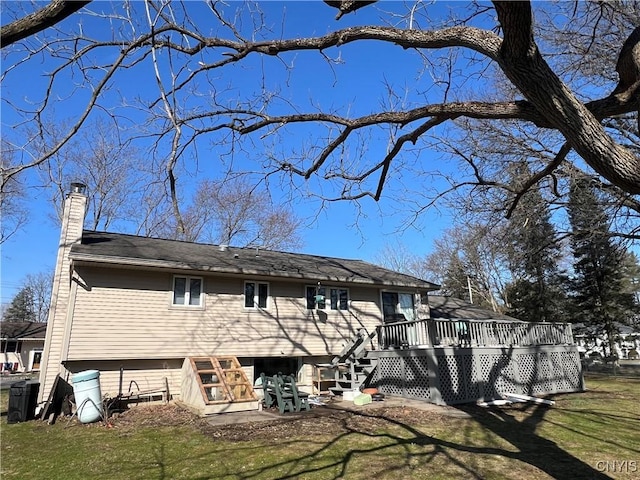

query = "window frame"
[381, 291, 416, 322]
[306, 285, 349, 311]
[171, 275, 204, 308]
[244, 280, 270, 309]
[1, 340, 21, 353]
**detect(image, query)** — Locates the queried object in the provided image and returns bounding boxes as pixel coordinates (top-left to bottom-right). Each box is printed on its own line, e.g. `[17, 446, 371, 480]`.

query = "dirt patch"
[106, 402, 450, 442]
[108, 403, 201, 429]
[200, 406, 447, 441]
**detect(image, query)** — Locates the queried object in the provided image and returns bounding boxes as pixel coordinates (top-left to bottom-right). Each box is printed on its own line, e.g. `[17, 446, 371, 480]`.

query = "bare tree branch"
[1, 0, 91, 48]
[1, 1, 638, 240]
[494, 1, 640, 194]
[324, 1, 378, 21]
[506, 143, 571, 218]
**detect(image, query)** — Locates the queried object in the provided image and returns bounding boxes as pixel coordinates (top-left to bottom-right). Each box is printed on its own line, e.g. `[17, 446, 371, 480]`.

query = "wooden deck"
[377, 318, 574, 349]
[372, 319, 583, 405]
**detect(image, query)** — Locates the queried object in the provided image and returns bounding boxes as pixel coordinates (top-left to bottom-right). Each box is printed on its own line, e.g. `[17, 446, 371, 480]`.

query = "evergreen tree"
[619, 251, 640, 324]
[567, 178, 636, 356]
[2, 287, 36, 323]
[505, 169, 567, 322]
[440, 252, 473, 302]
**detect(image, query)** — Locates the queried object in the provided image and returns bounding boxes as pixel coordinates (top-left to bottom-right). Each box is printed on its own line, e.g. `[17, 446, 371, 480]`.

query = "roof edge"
[70, 252, 439, 289]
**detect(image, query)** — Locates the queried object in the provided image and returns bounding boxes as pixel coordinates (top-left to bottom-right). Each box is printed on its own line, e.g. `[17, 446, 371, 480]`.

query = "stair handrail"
[331, 328, 376, 365]
[351, 328, 377, 358]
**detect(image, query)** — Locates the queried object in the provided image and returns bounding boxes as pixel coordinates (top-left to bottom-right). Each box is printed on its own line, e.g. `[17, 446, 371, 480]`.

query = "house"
[573, 322, 640, 360]
[39, 183, 584, 412]
[1, 321, 47, 373]
[38, 183, 439, 411]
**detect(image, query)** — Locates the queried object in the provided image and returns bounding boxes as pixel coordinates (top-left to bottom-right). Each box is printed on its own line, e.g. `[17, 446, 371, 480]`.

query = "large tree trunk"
[494, 2, 640, 194]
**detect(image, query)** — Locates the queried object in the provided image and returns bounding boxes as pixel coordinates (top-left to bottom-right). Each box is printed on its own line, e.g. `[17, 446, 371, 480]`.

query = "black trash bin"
[7, 380, 40, 424]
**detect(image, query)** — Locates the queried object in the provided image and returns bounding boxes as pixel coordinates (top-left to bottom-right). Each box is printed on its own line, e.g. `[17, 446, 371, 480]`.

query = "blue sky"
[2, 1, 637, 311]
[2, 1, 479, 305]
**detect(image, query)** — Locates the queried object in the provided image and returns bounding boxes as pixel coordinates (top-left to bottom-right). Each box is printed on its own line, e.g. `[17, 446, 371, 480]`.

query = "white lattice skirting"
[372, 345, 584, 405]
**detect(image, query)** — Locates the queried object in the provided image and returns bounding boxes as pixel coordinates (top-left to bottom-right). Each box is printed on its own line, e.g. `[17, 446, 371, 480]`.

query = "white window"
[173, 276, 203, 307]
[245, 281, 269, 309]
[306, 286, 349, 310]
[382, 291, 415, 322]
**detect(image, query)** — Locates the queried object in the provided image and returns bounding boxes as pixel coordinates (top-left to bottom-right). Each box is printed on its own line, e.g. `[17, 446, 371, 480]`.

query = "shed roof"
[428, 295, 517, 321]
[573, 321, 640, 336]
[70, 231, 440, 290]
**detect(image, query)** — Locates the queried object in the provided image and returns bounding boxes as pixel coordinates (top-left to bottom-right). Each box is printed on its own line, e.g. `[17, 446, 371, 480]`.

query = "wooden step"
[182, 356, 258, 415]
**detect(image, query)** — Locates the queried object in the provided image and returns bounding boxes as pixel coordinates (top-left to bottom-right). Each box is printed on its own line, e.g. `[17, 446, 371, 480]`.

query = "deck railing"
[376, 318, 574, 349]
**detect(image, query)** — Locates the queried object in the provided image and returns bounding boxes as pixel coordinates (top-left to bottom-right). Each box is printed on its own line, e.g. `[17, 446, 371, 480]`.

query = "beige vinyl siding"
[66, 266, 383, 361]
[66, 359, 258, 401]
[68, 358, 325, 399]
[65, 359, 182, 399]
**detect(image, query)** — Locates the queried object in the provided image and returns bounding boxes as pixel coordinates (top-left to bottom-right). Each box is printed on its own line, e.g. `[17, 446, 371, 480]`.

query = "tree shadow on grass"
[191, 408, 493, 480]
[266, 403, 615, 480]
[110, 401, 618, 480]
[453, 402, 614, 480]
[101, 366, 637, 480]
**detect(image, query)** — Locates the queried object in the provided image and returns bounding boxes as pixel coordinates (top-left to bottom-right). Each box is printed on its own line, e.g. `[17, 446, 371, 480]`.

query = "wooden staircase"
[324, 329, 378, 395]
[181, 356, 258, 415]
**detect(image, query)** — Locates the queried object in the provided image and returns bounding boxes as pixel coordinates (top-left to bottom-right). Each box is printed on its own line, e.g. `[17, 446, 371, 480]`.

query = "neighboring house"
[39, 184, 584, 411]
[38, 184, 439, 408]
[574, 322, 640, 360]
[1, 321, 47, 373]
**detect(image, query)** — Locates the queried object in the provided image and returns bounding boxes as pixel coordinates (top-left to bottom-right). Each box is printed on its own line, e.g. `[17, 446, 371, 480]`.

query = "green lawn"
[1, 374, 638, 480]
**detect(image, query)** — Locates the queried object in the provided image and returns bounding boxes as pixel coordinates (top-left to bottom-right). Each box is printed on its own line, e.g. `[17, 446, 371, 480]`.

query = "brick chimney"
[38, 183, 88, 401]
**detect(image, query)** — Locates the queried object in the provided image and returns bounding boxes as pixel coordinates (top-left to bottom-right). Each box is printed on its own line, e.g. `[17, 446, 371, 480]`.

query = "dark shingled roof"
[70, 231, 440, 289]
[1, 321, 48, 339]
[573, 321, 640, 336]
[428, 295, 517, 321]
